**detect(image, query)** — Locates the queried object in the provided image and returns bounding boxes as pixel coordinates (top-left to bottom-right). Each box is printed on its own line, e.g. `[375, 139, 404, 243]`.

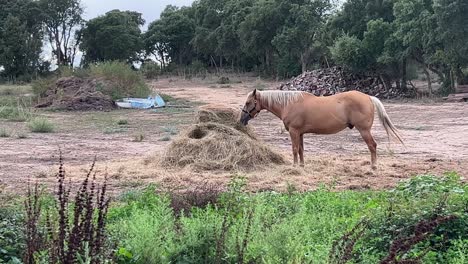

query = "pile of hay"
[36, 77, 116, 111]
[196, 104, 256, 138]
[162, 104, 285, 171]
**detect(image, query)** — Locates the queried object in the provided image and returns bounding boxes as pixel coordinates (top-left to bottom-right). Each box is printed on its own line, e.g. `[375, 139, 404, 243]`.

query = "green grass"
[0, 128, 10, 137]
[162, 126, 178, 135]
[27, 118, 54, 133]
[1, 174, 465, 264]
[105, 174, 466, 264]
[103, 127, 127, 134]
[117, 118, 129, 125]
[158, 135, 171, 141]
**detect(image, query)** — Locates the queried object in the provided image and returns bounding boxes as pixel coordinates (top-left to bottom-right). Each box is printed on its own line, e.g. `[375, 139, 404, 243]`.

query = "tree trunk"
[422, 65, 432, 95]
[300, 53, 307, 73]
[401, 59, 407, 91]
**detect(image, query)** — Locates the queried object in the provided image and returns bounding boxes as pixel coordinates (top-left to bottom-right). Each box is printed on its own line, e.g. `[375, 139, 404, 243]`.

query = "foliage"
[27, 117, 54, 133]
[105, 174, 466, 263]
[23, 154, 111, 263]
[89, 61, 151, 99]
[80, 10, 145, 64]
[0, 206, 24, 263]
[0, 0, 43, 80]
[39, 0, 84, 66]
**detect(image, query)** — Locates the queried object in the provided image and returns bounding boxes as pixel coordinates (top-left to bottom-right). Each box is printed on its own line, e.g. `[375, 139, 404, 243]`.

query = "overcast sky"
[81, 0, 194, 30]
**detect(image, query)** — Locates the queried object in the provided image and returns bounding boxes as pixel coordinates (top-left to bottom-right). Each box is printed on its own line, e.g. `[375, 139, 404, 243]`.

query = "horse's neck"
[259, 99, 284, 119]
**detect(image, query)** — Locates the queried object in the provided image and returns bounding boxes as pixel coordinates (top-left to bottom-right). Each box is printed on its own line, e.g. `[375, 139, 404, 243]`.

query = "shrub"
[31, 78, 55, 98]
[117, 119, 128, 125]
[0, 98, 34, 121]
[133, 132, 145, 142]
[141, 61, 161, 79]
[23, 154, 111, 263]
[0, 128, 10, 137]
[90, 61, 151, 100]
[27, 118, 54, 133]
[0, 206, 24, 263]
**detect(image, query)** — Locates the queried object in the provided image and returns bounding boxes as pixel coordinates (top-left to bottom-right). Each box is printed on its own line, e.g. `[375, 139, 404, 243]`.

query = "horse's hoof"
[371, 165, 377, 170]
[300, 164, 305, 168]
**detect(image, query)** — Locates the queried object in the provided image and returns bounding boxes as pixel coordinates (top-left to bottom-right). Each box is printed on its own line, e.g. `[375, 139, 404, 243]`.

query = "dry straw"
[162, 104, 285, 171]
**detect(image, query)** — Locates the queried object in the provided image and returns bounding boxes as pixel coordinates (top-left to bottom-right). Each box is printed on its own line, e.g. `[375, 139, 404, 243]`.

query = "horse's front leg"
[299, 134, 304, 167]
[289, 129, 300, 166]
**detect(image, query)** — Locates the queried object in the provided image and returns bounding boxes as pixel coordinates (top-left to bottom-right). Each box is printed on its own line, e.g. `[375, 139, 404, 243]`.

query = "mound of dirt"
[162, 105, 285, 171]
[36, 77, 116, 111]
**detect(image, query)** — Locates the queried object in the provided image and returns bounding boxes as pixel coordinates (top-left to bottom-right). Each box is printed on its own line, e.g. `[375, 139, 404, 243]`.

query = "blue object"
[116, 95, 166, 109]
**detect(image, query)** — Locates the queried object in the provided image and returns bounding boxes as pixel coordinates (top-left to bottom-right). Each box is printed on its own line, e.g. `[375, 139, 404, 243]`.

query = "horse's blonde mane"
[257, 90, 304, 107]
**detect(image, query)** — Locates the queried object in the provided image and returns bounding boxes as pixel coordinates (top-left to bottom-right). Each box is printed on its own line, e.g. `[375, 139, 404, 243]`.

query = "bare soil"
[1, 77, 466, 194]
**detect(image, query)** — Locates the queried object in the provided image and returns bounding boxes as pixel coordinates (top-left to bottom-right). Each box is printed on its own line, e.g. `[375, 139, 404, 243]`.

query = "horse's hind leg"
[299, 134, 304, 167]
[358, 129, 377, 169]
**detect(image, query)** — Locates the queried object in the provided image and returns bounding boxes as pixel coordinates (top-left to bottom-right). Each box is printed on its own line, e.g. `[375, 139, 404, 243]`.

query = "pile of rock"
[278, 67, 412, 99]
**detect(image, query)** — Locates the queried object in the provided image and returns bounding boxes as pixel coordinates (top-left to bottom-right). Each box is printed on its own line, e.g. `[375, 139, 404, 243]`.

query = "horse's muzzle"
[240, 112, 250, 126]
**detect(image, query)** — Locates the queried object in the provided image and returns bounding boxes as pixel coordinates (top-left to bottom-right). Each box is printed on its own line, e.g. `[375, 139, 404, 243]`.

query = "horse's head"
[240, 89, 260, 126]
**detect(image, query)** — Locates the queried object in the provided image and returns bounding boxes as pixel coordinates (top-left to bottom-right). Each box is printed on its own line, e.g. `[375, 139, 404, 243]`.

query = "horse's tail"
[370, 96, 405, 145]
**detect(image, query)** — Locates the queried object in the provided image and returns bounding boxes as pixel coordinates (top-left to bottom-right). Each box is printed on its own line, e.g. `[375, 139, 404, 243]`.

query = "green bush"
[0, 207, 24, 263]
[140, 61, 161, 79]
[0, 128, 10, 137]
[0, 104, 33, 122]
[27, 117, 54, 133]
[105, 174, 466, 264]
[31, 78, 55, 98]
[90, 61, 151, 100]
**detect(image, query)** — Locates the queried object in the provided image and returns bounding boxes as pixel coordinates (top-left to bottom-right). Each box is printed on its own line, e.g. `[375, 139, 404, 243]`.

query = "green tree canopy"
[80, 10, 145, 64]
[0, 0, 43, 80]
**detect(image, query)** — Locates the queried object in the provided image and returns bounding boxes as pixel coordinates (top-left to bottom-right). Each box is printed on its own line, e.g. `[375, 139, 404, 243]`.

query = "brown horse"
[240, 89, 404, 169]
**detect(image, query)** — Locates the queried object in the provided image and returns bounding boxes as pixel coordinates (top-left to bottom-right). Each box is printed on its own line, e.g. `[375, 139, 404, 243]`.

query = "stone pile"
[279, 67, 412, 99]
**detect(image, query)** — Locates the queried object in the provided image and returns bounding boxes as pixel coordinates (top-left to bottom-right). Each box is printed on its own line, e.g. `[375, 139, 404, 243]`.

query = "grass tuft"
[0, 128, 10, 138]
[27, 118, 54, 133]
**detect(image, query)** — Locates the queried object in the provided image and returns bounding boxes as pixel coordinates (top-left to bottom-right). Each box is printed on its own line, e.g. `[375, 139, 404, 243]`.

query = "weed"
[162, 126, 178, 135]
[160, 93, 175, 102]
[17, 132, 28, 139]
[0, 128, 10, 137]
[117, 119, 128, 125]
[90, 61, 150, 100]
[23, 153, 111, 263]
[159, 135, 171, 141]
[0, 98, 34, 121]
[133, 132, 145, 142]
[217, 76, 230, 84]
[27, 118, 54, 133]
[103, 127, 126, 134]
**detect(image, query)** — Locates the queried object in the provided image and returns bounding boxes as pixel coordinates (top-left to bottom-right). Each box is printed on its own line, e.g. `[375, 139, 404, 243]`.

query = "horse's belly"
[307, 122, 348, 134]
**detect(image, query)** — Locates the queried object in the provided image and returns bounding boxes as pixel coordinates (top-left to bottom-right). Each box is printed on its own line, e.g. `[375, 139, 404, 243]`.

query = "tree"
[144, 20, 169, 69]
[272, 0, 331, 75]
[0, 0, 43, 80]
[80, 10, 145, 64]
[239, 0, 287, 74]
[40, 0, 84, 66]
[145, 6, 195, 66]
[434, 0, 468, 86]
[392, 0, 443, 94]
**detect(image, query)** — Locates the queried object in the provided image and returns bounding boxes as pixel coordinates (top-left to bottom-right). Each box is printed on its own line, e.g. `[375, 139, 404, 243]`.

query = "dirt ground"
[0, 77, 466, 194]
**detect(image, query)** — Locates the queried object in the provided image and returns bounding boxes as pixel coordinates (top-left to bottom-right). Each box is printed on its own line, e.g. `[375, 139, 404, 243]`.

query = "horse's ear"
[252, 89, 257, 98]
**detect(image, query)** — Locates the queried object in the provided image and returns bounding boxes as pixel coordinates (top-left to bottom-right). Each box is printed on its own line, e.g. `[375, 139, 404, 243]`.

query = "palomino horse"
[240, 89, 404, 169]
